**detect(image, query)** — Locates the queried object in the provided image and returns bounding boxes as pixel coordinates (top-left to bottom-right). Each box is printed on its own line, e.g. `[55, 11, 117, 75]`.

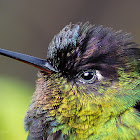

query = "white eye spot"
[84, 72, 89, 76]
[96, 70, 103, 81]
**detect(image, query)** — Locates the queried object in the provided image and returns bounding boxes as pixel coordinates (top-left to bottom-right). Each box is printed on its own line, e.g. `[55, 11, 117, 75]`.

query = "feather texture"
[25, 23, 140, 140]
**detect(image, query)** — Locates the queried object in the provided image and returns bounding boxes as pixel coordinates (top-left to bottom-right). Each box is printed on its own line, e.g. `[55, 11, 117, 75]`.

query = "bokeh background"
[0, 0, 140, 139]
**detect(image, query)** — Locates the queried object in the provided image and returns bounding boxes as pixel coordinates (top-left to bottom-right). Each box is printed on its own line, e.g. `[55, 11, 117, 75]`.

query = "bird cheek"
[60, 81, 73, 93]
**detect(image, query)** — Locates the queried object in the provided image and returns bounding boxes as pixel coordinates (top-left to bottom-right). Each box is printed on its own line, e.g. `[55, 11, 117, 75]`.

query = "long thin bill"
[0, 48, 58, 73]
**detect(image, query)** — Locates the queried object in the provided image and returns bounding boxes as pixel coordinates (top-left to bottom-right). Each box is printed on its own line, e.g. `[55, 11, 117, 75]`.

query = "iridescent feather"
[24, 23, 140, 140]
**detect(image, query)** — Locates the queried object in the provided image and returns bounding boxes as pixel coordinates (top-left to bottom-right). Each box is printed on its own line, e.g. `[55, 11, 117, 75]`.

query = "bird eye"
[78, 70, 96, 83]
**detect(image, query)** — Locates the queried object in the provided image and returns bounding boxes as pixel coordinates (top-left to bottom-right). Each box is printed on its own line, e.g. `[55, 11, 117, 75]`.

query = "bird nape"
[0, 22, 140, 140]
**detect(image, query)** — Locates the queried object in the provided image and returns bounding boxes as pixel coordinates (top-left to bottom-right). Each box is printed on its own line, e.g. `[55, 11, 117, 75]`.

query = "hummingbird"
[0, 22, 140, 140]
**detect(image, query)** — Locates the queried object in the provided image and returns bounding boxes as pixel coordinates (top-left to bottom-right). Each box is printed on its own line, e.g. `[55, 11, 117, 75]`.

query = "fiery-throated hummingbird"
[0, 22, 140, 140]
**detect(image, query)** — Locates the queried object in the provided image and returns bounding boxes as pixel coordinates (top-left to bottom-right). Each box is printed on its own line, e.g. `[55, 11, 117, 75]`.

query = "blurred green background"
[0, 76, 33, 140]
[0, 0, 140, 139]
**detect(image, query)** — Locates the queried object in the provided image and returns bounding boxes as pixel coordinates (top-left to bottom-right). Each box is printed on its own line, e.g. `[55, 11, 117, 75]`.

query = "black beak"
[0, 48, 58, 73]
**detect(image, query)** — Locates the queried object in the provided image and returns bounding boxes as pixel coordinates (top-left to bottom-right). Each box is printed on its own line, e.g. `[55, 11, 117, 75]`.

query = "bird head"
[0, 22, 139, 139]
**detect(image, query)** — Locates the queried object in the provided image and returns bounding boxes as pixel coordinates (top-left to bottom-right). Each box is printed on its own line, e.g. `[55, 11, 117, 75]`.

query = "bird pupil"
[81, 72, 93, 80]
